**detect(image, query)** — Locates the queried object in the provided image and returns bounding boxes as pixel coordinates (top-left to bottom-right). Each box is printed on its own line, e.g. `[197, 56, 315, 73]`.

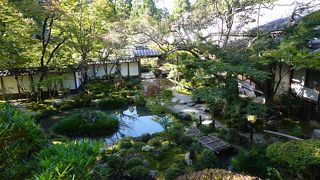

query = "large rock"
[185, 152, 192, 166]
[123, 153, 144, 163]
[142, 160, 149, 167]
[139, 133, 151, 143]
[149, 170, 158, 179]
[142, 145, 155, 152]
[312, 129, 320, 138]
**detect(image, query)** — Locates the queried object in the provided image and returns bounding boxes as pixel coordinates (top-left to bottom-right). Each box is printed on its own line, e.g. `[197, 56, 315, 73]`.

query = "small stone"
[152, 149, 161, 157]
[142, 160, 149, 167]
[139, 133, 151, 143]
[149, 170, 158, 178]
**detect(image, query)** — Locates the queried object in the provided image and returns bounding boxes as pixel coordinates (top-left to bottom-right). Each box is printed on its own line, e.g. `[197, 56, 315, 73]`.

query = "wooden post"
[0, 76, 6, 100]
[29, 75, 35, 93]
[138, 58, 141, 77]
[127, 62, 130, 77]
[73, 70, 78, 92]
[199, 115, 202, 125]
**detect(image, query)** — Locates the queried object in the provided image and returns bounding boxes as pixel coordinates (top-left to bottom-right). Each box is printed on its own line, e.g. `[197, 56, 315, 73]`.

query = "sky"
[156, 0, 197, 13]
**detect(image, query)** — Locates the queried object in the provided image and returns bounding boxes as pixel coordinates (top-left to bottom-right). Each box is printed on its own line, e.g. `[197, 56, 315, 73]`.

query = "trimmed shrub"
[34, 140, 102, 179]
[194, 149, 217, 170]
[135, 93, 147, 106]
[165, 160, 188, 180]
[0, 103, 45, 179]
[97, 96, 127, 109]
[177, 135, 193, 148]
[119, 140, 133, 149]
[148, 137, 165, 147]
[266, 139, 320, 178]
[71, 93, 92, 107]
[125, 158, 143, 169]
[177, 169, 258, 180]
[53, 111, 119, 137]
[128, 165, 150, 179]
[232, 146, 269, 178]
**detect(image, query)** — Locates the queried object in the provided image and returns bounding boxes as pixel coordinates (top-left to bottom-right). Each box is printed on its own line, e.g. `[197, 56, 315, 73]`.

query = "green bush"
[266, 139, 320, 178]
[118, 140, 133, 149]
[0, 103, 45, 179]
[125, 158, 143, 169]
[194, 149, 217, 170]
[128, 165, 150, 179]
[85, 82, 109, 95]
[71, 93, 92, 107]
[165, 160, 188, 180]
[232, 146, 269, 178]
[168, 123, 185, 142]
[162, 89, 173, 99]
[59, 101, 74, 111]
[53, 111, 119, 137]
[135, 93, 147, 106]
[97, 96, 127, 109]
[148, 137, 165, 147]
[34, 140, 102, 179]
[177, 135, 193, 148]
[125, 78, 141, 90]
[105, 155, 122, 169]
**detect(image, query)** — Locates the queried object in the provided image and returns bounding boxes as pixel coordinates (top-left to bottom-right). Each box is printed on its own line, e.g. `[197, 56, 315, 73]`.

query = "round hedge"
[177, 169, 258, 180]
[53, 111, 119, 137]
[266, 139, 320, 170]
[97, 96, 127, 109]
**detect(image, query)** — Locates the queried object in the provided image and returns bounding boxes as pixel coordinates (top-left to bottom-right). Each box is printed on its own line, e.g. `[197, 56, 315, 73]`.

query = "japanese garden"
[1, 0, 320, 179]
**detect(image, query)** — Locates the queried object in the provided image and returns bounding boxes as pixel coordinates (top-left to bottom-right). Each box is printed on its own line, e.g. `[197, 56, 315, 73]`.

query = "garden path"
[171, 91, 223, 128]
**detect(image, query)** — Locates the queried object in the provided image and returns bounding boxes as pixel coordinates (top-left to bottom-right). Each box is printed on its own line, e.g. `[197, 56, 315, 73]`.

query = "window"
[306, 70, 320, 90]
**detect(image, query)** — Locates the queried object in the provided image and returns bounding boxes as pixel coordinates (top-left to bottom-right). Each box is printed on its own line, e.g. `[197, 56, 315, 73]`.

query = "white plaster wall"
[62, 73, 76, 90]
[274, 64, 291, 95]
[129, 62, 139, 76]
[2, 76, 19, 94]
[107, 64, 116, 75]
[121, 63, 129, 76]
[95, 65, 107, 78]
[86, 65, 95, 79]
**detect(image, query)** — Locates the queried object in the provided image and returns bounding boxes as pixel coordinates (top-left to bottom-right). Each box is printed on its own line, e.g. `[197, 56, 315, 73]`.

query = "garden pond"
[40, 106, 164, 143]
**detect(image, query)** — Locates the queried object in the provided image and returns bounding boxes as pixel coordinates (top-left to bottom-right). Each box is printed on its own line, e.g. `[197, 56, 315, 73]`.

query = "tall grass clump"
[34, 140, 103, 179]
[0, 103, 45, 179]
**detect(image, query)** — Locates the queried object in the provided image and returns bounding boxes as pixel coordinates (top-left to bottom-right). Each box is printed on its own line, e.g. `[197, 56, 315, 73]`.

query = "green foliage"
[177, 168, 258, 179]
[105, 155, 122, 171]
[165, 159, 188, 180]
[0, 103, 45, 179]
[125, 158, 143, 169]
[134, 93, 147, 106]
[232, 146, 270, 178]
[148, 136, 165, 147]
[118, 139, 133, 149]
[97, 96, 127, 109]
[71, 93, 92, 107]
[266, 139, 320, 171]
[177, 135, 193, 148]
[128, 165, 150, 179]
[34, 140, 103, 179]
[53, 111, 119, 137]
[194, 149, 217, 170]
[92, 163, 113, 179]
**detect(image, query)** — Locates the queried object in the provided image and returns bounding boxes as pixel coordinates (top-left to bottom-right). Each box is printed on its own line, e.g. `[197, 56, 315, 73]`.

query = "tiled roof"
[134, 49, 160, 57]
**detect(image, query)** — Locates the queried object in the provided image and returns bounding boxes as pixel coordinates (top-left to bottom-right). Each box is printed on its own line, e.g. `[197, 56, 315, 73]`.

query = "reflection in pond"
[107, 106, 164, 144]
[40, 106, 164, 144]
